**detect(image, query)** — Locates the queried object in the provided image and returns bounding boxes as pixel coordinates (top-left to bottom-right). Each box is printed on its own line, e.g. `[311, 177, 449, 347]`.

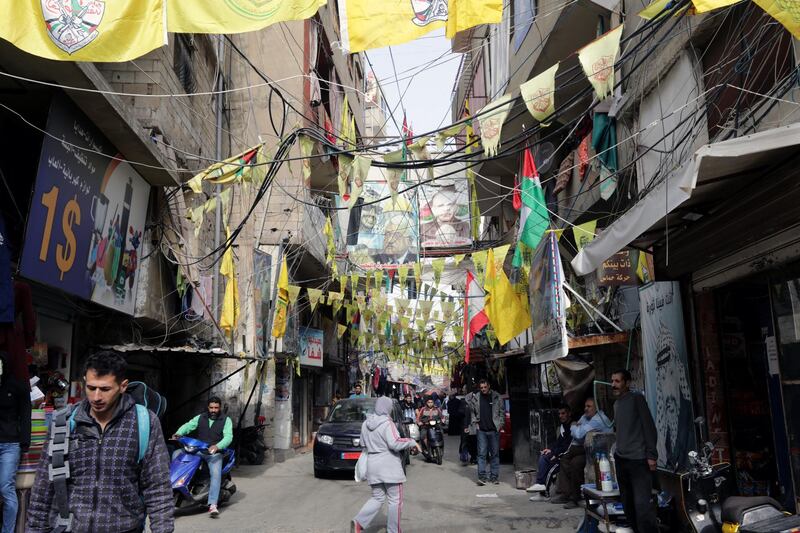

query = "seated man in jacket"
[551, 397, 611, 508]
[527, 405, 572, 493]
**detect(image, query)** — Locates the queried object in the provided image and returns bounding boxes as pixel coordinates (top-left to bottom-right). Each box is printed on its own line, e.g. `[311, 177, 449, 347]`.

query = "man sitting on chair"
[527, 405, 572, 494]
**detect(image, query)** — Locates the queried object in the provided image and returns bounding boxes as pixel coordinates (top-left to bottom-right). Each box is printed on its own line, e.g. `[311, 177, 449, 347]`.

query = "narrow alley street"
[173, 436, 582, 533]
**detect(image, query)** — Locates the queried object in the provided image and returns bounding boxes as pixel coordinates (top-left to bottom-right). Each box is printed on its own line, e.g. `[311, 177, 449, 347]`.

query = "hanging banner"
[520, 63, 559, 126]
[253, 250, 272, 359]
[21, 94, 150, 316]
[343, 176, 418, 268]
[419, 168, 471, 248]
[639, 281, 696, 470]
[299, 327, 324, 368]
[578, 25, 624, 101]
[529, 232, 569, 363]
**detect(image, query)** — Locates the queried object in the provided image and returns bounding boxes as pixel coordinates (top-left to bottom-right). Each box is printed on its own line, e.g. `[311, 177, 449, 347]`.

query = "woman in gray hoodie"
[351, 396, 420, 533]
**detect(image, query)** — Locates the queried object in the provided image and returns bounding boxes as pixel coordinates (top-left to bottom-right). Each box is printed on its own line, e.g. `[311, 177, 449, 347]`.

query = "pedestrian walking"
[0, 351, 31, 533]
[611, 369, 658, 533]
[466, 379, 505, 485]
[552, 397, 611, 508]
[27, 351, 173, 533]
[351, 396, 420, 533]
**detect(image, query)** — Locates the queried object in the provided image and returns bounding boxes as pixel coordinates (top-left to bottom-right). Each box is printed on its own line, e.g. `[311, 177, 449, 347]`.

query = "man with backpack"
[172, 396, 233, 518]
[27, 351, 173, 533]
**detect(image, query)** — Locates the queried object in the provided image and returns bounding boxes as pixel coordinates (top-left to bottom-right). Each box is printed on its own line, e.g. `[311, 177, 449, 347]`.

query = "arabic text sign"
[597, 250, 636, 286]
[299, 327, 324, 367]
[20, 94, 150, 316]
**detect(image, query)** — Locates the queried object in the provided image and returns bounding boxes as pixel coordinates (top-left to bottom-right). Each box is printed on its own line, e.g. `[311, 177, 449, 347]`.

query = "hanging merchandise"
[573, 219, 598, 251]
[484, 248, 531, 345]
[0, 0, 166, 62]
[520, 63, 559, 126]
[512, 148, 550, 267]
[578, 25, 624, 101]
[167, 0, 327, 32]
[592, 113, 619, 200]
[477, 94, 515, 157]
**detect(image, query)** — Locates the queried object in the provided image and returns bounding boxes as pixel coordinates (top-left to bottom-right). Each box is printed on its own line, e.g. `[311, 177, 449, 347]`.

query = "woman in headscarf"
[351, 396, 421, 533]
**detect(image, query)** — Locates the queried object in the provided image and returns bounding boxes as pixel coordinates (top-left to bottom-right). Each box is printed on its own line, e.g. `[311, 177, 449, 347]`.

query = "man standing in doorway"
[27, 351, 173, 532]
[466, 379, 504, 486]
[0, 351, 30, 533]
[612, 369, 658, 533]
[173, 396, 234, 518]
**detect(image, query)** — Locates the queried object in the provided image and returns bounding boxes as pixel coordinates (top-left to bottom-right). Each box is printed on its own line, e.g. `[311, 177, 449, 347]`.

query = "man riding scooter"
[417, 397, 445, 462]
[173, 396, 233, 518]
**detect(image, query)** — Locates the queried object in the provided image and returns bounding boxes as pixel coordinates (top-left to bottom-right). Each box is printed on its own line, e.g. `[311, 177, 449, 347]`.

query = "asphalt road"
[173, 435, 583, 532]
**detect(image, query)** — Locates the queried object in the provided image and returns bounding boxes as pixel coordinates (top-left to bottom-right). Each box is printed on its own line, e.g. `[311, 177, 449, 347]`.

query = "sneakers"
[491, 479, 500, 485]
[526, 483, 546, 493]
[350, 520, 362, 533]
[209, 505, 220, 518]
[476, 478, 487, 486]
[563, 500, 579, 510]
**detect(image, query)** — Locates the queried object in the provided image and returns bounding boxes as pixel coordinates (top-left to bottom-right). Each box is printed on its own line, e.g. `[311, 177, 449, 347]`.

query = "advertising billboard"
[21, 94, 150, 316]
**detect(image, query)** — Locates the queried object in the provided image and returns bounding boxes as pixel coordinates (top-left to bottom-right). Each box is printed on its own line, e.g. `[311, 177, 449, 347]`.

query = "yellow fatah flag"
[219, 231, 239, 335]
[190, 145, 263, 188]
[573, 220, 598, 251]
[445, 0, 503, 38]
[167, 0, 326, 33]
[477, 94, 515, 157]
[287, 285, 302, 305]
[520, 63, 559, 126]
[307, 288, 323, 312]
[484, 248, 531, 345]
[337, 324, 348, 339]
[753, 0, 800, 38]
[0, 0, 166, 62]
[692, 0, 741, 12]
[636, 251, 652, 283]
[272, 255, 289, 338]
[578, 25, 624, 101]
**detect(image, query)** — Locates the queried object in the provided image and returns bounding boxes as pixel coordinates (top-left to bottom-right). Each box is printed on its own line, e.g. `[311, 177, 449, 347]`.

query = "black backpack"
[127, 381, 167, 419]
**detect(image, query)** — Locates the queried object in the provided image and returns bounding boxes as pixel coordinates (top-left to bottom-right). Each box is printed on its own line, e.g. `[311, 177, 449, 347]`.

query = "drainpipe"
[213, 35, 225, 344]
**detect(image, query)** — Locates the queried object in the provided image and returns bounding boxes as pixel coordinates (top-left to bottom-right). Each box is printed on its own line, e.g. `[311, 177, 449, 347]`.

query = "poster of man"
[419, 181, 470, 247]
[639, 281, 695, 470]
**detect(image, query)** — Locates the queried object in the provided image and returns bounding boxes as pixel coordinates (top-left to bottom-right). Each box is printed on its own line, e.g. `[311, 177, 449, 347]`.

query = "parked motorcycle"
[420, 419, 444, 465]
[170, 436, 237, 511]
[674, 419, 800, 532]
[235, 423, 268, 465]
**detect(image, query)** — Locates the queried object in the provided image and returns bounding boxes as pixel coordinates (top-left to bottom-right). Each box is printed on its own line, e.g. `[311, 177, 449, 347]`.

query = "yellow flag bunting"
[578, 25, 624, 101]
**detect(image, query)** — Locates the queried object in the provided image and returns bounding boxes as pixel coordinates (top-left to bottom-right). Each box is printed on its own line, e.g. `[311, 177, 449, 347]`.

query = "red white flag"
[464, 270, 489, 363]
[402, 116, 413, 146]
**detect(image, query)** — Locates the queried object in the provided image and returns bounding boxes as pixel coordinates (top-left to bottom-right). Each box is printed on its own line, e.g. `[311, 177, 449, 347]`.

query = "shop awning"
[571, 123, 800, 275]
[98, 344, 258, 361]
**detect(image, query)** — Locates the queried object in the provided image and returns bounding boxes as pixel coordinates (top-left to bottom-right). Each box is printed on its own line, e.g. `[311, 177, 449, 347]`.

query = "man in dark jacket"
[0, 350, 30, 533]
[27, 351, 173, 533]
[612, 369, 658, 533]
[466, 380, 505, 485]
[526, 405, 572, 493]
[173, 396, 233, 518]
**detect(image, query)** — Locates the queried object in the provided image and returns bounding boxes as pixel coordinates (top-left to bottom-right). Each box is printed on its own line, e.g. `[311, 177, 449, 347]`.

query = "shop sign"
[596, 250, 636, 286]
[20, 94, 150, 316]
[299, 327, 324, 367]
[640, 281, 696, 470]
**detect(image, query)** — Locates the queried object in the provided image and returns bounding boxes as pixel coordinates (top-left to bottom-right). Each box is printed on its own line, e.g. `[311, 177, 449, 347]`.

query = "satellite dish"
[534, 142, 556, 174]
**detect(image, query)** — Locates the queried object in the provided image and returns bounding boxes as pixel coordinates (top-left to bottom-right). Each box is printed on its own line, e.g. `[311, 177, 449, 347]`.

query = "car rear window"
[329, 400, 376, 422]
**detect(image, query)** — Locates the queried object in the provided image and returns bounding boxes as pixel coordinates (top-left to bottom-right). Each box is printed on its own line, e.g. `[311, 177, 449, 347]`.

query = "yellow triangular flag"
[520, 63, 559, 126]
[692, 0, 741, 12]
[307, 288, 323, 313]
[477, 94, 515, 157]
[573, 220, 598, 251]
[753, 0, 800, 38]
[287, 285, 301, 306]
[374, 269, 384, 290]
[493, 244, 511, 270]
[298, 134, 315, 187]
[431, 258, 445, 286]
[413, 262, 423, 286]
[338, 155, 353, 198]
[472, 250, 488, 284]
[578, 25, 624, 101]
[337, 324, 347, 339]
[453, 254, 466, 266]
[398, 265, 409, 288]
[551, 228, 565, 241]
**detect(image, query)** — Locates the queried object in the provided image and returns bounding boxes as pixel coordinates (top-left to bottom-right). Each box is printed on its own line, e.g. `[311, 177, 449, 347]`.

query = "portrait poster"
[344, 174, 419, 269]
[419, 170, 470, 248]
[640, 281, 696, 470]
[20, 93, 150, 316]
[529, 232, 569, 363]
[299, 327, 324, 367]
